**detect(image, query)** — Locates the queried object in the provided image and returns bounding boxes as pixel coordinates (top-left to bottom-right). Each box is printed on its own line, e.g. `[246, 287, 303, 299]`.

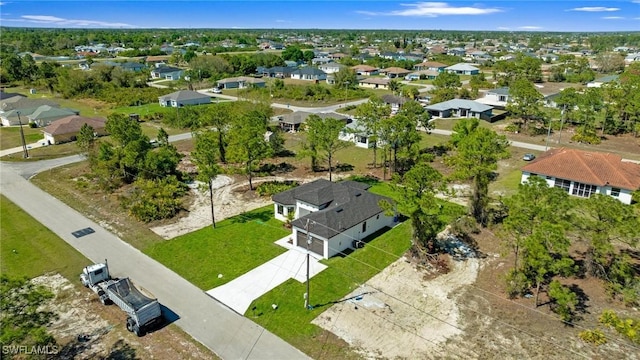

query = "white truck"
[81, 261, 163, 336]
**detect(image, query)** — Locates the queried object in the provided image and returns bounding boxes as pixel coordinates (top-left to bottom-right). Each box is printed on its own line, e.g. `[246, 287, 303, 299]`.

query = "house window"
[287, 207, 295, 215]
[572, 182, 597, 198]
[499, 95, 507, 102]
[611, 188, 620, 197]
[554, 179, 571, 193]
[362, 221, 367, 233]
[277, 204, 284, 215]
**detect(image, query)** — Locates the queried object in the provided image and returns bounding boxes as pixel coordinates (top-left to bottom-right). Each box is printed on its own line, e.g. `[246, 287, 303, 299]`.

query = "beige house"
[358, 77, 390, 90]
[43, 115, 107, 144]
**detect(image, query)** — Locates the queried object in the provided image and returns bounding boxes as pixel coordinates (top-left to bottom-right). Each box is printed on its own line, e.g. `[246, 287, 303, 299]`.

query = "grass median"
[0, 195, 89, 280]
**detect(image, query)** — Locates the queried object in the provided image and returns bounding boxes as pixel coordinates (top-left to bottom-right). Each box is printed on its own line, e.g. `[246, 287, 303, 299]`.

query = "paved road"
[0, 165, 309, 360]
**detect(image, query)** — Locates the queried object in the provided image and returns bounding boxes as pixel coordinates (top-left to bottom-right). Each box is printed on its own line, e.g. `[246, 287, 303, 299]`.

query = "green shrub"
[505, 269, 529, 299]
[578, 329, 607, 346]
[599, 310, 640, 344]
[548, 280, 578, 322]
[504, 123, 519, 133]
[121, 176, 187, 222]
[255, 180, 299, 197]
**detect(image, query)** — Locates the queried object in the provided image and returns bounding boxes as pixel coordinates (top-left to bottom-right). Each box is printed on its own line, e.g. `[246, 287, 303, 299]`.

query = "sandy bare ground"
[151, 175, 333, 239]
[32, 274, 215, 360]
[312, 255, 481, 360]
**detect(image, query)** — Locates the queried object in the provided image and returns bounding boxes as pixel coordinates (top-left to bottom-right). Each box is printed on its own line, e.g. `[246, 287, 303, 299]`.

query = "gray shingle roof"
[292, 68, 326, 76]
[487, 87, 510, 95]
[158, 90, 210, 102]
[425, 99, 493, 113]
[275, 179, 390, 239]
[1, 98, 59, 111]
[27, 105, 78, 120]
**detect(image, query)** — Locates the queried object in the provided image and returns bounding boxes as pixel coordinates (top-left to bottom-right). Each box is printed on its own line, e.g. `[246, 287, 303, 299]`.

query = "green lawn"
[246, 197, 464, 356]
[1, 142, 81, 162]
[0, 126, 43, 149]
[144, 206, 290, 290]
[247, 221, 412, 355]
[0, 195, 89, 280]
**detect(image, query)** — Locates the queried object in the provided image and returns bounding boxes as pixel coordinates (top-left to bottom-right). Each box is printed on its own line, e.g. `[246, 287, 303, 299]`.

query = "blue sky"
[1, 1, 639, 31]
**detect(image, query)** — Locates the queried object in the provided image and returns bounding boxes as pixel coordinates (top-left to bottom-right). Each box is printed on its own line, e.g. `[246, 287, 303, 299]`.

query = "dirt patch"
[312, 247, 482, 359]
[32, 273, 216, 360]
[150, 175, 338, 239]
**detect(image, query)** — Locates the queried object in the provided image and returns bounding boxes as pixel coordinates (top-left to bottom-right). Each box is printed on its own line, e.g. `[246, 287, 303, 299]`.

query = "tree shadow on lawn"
[227, 208, 273, 224]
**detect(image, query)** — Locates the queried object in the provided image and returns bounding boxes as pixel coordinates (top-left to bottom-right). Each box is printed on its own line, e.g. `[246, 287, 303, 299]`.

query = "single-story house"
[27, 105, 80, 127]
[217, 76, 266, 89]
[381, 94, 409, 113]
[380, 67, 411, 78]
[150, 66, 183, 80]
[291, 68, 327, 82]
[43, 115, 107, 144]
[445, 63, 480, 75]
[1, 97, 57, 113]
[405, 70, 439, 81]
[587, 75, 619, 88]
[425, 99, 493, 121]
[272, 179, 397, 258]
[476, 87, 511, 108]
[0, 92, 27, 109]
[159, 90, 211, 107]
[339, 119, 379, 148]
[311, 57, 333, 65]
[277, 111, 348, 132]
[358, 77, 390, 90]
[521, 148, 640, 205]
[351, 65, 379, 76]
[447, 48, 466, 57]
[260, 66, 296, 79]
[145, 55, 171, 65]
[318, 63, 347, 74]
[413, 61, 448, 72]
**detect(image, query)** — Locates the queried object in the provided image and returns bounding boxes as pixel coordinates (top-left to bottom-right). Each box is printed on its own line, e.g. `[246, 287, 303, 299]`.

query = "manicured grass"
[247, 221, 412, 355]
[248, 199, 464, 356]
[0, 126, 43, 149]
[0, 195, 89, 280]
[1, 142, 81, 162]
[145, 206, 290, 290]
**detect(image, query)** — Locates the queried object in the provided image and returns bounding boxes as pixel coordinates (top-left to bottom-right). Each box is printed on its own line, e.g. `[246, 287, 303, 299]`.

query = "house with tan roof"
[380, 67, 411, 78]
[43, 115, 107, 144]
[358, 77, 390, 90]
[351, 65, 379, 76]
[521, 148, 640, 205]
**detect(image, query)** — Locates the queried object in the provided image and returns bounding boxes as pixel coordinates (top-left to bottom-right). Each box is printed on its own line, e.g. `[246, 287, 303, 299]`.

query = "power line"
[78, 158, 603, 358]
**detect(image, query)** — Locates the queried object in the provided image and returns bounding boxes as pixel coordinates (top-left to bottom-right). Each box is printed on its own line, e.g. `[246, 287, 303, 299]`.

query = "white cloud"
[603, 16, 624, 19]
[519, 26, 542, 30]
[357, 2, 502, 17]
[275, 19, 290, 23]
[569, 6, 620, 12]
[16, 14, 135, 27]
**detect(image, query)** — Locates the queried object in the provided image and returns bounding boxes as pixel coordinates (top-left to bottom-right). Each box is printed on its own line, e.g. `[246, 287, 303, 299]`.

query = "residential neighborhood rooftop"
[522, 148, 640, 190]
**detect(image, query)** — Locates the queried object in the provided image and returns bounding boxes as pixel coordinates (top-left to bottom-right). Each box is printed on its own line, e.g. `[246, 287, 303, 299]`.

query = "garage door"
[296, 230, 324, 257]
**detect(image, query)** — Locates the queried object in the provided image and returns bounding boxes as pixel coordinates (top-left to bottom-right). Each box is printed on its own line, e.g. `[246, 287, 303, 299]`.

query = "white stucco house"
[445, 63, 480, 75]
[339, 119, 379, 148]
[272, 179, 397, 259]
[476, 87, 511, 108]
[425, 99, 493, 121]
[291, 68, 327, 82]
[521, 148, 640, 205]
[158, 90, 211, 107]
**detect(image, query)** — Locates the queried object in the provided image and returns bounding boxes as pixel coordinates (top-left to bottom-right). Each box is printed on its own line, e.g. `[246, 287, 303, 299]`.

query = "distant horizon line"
[2, 26, 639, 34]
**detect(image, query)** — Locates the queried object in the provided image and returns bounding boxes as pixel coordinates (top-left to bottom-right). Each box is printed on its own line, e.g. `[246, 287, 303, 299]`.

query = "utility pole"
[557, 105, 566, 145]
[304, 219, 311, 310]
[17, 111, 29, 158]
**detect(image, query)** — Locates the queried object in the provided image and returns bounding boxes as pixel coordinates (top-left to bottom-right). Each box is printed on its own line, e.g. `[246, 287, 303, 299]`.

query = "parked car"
[523, 153, 536, 161]
[212, 87, 222, 94]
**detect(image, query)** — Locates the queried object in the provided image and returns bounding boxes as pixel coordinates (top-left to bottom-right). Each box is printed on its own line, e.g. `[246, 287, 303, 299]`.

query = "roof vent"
[336, 208, 344, 213]
[355, 193, 362, 197]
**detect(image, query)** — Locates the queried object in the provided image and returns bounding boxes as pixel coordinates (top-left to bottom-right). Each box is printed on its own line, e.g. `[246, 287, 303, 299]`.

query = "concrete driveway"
[207, 236, 327, 314]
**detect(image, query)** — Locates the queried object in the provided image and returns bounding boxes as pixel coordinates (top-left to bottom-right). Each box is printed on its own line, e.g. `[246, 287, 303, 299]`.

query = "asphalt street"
[0, 165, 309, 360]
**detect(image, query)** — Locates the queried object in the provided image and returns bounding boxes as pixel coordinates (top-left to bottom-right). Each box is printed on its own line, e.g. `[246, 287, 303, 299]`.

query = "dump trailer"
[81, 261, 162, 336]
